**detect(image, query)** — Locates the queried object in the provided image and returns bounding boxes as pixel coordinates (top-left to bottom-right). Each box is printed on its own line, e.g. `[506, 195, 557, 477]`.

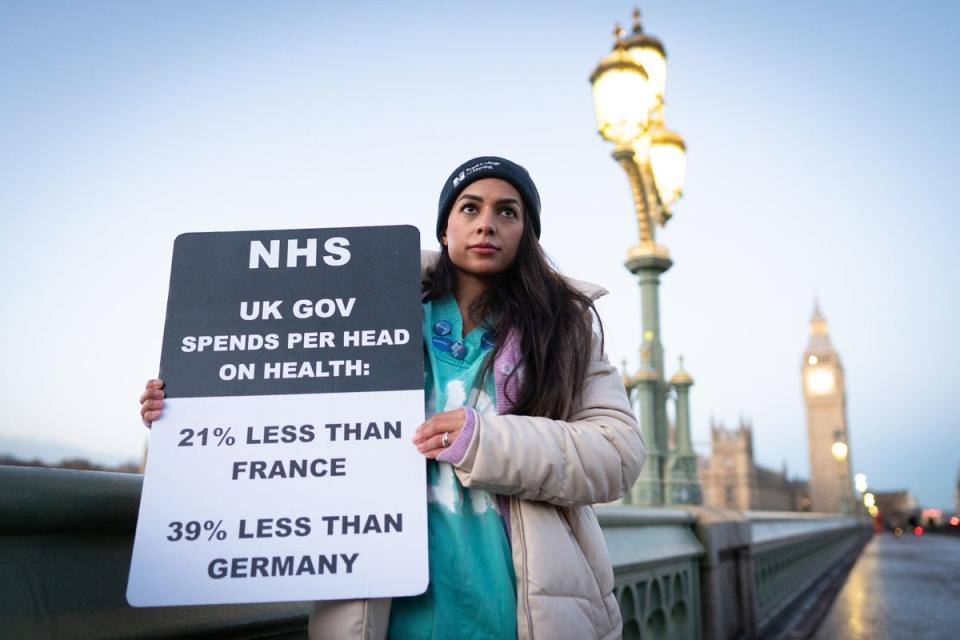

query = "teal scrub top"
[387, 294, 517, 640]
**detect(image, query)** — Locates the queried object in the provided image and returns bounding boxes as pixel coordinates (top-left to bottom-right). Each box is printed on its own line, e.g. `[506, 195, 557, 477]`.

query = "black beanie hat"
[436, 156, 541, 240]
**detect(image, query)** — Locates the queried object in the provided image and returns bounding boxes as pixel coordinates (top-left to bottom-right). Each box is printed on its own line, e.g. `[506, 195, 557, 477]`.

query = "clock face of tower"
[806, 366, 836, 395]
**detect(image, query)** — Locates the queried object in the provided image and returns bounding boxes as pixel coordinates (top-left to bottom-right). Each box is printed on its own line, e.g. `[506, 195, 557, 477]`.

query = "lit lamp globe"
[831, 441, 848, 461]
[622, 21, 667, 103]
[854, 473, 868, 494]
[649, 126, 686, 207]
[631, 134, 652, 164]
[590, 45, 654, 145]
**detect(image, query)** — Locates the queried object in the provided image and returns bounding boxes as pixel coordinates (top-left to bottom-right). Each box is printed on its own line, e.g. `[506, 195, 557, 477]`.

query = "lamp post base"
[630, 467, 665, 506]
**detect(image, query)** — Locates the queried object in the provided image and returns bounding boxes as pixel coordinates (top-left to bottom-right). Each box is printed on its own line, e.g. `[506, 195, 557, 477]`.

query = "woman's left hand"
[413, 409, 465, 459]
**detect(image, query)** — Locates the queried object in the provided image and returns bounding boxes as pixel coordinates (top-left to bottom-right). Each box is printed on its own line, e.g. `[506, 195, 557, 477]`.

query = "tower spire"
[808, 297, 831, 347]
[811, 296, 825, 323]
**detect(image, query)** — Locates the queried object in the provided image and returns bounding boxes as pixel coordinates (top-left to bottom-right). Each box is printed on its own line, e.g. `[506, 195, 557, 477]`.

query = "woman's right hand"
[139, 379, 165, 428]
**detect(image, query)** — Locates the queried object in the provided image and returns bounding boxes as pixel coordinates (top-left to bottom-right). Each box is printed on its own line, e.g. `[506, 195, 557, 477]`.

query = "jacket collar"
[420, 249, 608, 301]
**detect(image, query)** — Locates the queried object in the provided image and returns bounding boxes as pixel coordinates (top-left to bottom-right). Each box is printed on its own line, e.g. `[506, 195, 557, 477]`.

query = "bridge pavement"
[813, 532, 960, 640]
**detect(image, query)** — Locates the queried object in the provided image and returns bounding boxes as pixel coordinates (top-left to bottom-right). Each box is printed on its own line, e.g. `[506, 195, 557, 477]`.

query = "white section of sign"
[126, 390, 427, 606]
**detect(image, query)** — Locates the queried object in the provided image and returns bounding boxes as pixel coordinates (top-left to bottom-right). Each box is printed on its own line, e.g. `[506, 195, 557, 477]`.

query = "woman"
[140, 156, 645, 639]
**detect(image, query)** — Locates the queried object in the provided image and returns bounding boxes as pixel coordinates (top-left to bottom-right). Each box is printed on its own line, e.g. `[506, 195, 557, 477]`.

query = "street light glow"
[831, 441, 848, 461]
[863, 492, 875, 508]
[854, 473, 867, 493]
[622, 7, 668, 101]
[590, 48, 653, 145]
[650, 127, 686, 207]
[626, 42, 666, 101]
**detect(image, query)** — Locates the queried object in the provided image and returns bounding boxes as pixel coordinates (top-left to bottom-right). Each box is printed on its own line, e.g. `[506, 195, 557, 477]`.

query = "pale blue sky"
[1, 1, 958, 508]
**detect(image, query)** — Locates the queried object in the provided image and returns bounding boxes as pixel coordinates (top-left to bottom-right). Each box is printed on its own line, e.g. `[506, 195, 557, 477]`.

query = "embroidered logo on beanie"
[452, 160, 501, 188]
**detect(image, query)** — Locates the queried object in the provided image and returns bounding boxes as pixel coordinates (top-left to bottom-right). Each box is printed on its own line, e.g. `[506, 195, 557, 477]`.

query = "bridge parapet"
[598, 507, 705, 639]
[598, 505, 873, 639]
[1, 466, 872, 639]
[747, 510, 868, 633]
[0, 465, 311, 639]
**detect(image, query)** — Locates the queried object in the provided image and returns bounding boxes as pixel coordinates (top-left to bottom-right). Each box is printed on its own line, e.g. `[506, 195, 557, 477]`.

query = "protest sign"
[127, 225, 426, 607]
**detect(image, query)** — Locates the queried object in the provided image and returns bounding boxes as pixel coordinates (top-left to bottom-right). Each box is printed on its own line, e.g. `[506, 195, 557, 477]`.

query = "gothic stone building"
[699, 419, 809, 512]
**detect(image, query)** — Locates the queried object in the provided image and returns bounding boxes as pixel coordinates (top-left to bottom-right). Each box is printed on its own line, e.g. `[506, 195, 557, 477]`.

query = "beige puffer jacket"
[309, 255, 645, 639]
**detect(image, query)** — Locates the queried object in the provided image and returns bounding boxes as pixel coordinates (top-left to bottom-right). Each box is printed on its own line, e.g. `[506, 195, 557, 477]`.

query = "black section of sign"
[158, 225, 422, 398]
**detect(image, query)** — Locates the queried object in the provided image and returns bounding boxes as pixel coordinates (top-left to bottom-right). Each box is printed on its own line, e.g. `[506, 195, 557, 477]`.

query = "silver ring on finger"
[442, 431, 449, 448]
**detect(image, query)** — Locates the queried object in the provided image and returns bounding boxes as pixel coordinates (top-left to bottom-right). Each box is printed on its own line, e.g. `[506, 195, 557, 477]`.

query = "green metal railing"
[0, 466, 872, 639]
[598, 508, 703, 640]
[747, 512, 867, 631]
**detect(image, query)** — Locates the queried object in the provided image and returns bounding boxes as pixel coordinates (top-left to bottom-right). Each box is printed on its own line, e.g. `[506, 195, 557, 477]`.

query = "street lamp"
[832, 430, 850, 514]
[854, 473, 869, 517]
[621, 13, 667, 102]
[589, 40, 654, 147]
[831, 439, 848, 462]
[592, 8, 695, 507]
[590, 9, 686, 257]
[650, 123, 687, 211]
[854, 473, 868, 495]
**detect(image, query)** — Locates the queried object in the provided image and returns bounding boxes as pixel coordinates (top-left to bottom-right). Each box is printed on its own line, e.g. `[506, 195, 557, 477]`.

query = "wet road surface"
[813, 532, 960, 640]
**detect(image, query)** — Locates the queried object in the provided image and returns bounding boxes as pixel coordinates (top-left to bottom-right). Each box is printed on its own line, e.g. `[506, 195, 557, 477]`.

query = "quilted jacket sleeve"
[451, 330, 646, 507]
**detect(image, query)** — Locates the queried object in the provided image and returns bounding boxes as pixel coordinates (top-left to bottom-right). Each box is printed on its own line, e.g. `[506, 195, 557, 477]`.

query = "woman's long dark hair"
[425, 218, 602, 419]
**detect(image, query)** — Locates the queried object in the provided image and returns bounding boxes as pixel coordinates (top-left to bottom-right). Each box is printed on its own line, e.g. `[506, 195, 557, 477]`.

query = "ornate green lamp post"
[591, 9, 699, 506]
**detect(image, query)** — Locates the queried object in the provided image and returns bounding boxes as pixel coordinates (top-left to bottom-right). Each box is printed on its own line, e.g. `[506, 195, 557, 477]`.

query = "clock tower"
[802, 302, 855, 513]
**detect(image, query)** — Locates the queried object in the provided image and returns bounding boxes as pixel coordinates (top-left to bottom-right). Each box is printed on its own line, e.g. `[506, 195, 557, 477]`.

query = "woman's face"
[442, 178, 525, 280]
